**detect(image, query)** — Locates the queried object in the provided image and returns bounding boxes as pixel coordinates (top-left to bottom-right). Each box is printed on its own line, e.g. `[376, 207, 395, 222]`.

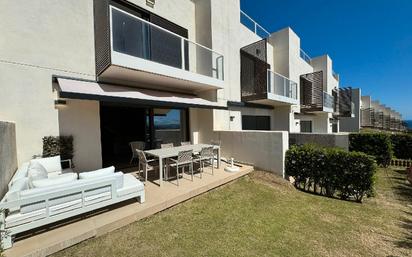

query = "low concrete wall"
[212, 130, 289, 177]
[289, 132, 349, 150]
[0, 121, 18, 198]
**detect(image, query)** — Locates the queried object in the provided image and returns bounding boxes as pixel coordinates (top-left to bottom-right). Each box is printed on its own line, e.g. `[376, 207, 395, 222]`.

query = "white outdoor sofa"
[0, 156, 145, 249]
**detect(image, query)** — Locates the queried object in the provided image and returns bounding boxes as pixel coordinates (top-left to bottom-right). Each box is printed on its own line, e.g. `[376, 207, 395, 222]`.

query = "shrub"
[391, 134, 412, 160]
[286, 145, 377, 202]
[349, 133, 393, 167]
[0, 210, 5, 256]
[42, 136, 74, 161]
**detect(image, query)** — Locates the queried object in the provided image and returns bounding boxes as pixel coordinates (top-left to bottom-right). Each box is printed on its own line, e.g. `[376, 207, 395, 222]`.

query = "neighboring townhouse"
[340, 93, 406, 132]
[339, 88, 361, 132]
[0, 0, 353, 174]
[237, 26, 350, 134]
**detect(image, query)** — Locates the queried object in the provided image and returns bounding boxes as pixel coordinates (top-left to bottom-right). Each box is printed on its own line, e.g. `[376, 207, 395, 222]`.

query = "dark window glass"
[242, 115, 270, 130]
[300, 121, 313, 133]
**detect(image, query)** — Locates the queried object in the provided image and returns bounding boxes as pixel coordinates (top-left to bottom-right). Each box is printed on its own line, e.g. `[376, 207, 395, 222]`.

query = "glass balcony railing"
[323, 91, 334, 109]
[110, 6, 224, 81]
[267, 70, 298, 100]
[300, 49, 311, 64]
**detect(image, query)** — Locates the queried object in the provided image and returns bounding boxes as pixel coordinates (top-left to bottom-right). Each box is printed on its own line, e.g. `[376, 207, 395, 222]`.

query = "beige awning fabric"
[55, 77, 226, 109]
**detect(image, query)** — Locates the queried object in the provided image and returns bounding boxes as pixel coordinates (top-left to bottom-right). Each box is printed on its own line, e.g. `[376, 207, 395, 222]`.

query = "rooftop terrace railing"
[300, 49, 311, 64]
[110, 6, 224, 81]
[240, 10, 270, 38]
[267, 70, 298, 100]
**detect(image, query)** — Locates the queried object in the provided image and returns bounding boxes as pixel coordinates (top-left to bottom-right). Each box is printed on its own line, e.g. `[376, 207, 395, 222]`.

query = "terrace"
[4, 164, 253, 257]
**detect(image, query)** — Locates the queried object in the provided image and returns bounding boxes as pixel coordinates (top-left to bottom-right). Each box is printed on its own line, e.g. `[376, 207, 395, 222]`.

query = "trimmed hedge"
[42, 136, 74, 161]
[349, 133, 393, 167]
[286, 144, 377, 202]
[391, 134, 412, 160]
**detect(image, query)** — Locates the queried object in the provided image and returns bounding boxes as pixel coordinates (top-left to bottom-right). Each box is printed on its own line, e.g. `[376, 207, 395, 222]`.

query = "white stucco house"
[0, 0, 357, 174]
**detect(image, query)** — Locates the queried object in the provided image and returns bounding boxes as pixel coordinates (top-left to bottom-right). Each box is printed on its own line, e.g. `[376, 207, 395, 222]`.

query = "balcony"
[361, 108, 373, 127]
[266, 70, 298, 105]
[240, 40, 298, 106]
[332, 87, 354, 117]
[300, 71, 334, 113]
[95, 5, 224, 93]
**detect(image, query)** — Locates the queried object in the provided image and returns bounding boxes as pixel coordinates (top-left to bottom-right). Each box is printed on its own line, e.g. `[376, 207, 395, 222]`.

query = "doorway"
[100, 103, 189, 168]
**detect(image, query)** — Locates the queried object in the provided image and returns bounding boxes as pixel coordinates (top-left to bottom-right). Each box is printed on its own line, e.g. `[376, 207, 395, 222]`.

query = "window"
[153, 109, 188, 147]
[300, 120, 313, 133]
[242, 115, 270, 130]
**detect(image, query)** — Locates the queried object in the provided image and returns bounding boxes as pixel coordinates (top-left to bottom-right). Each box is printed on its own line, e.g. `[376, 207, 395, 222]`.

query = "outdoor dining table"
[144, 144, 221, 187]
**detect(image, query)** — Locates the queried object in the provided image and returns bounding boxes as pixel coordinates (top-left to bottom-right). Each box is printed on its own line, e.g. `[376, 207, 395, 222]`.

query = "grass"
[53, 168, 412, 257]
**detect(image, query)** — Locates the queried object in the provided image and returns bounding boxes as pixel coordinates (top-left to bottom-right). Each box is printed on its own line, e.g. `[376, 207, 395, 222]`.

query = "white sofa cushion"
[30, 156, 62, 174]
[31, 173, 78, 189]
[27, 162, 48, 188]
[79, 166, 115, 180]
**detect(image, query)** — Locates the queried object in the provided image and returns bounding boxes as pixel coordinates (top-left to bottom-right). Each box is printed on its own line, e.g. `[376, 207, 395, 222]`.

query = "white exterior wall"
[269, 28, 314, 132]
[0, 0, 96, 166]
[309, 55, 339, 133]
[269, 28, 339, 133]
[1, 0, 340, 175]
[58, 100, 102, 171]
[213, 130, 289, 176]
[208, 0, 265, 131]
[0, 0, 201, 169]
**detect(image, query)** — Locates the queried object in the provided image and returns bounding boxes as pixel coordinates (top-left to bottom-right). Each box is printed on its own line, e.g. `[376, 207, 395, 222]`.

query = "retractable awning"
[55, 77, 226, 109]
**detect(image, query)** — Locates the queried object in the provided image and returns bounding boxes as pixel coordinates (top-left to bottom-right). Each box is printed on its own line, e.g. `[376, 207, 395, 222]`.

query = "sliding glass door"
[152, 109, 188, 148]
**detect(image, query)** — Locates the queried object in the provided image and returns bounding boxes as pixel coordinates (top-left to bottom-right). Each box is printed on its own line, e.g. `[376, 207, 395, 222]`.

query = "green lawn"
[53, 168, 412, 257]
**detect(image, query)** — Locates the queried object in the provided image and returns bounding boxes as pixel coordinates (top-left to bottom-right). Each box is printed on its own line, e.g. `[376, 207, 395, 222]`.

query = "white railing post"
[181, 37, 186, 70]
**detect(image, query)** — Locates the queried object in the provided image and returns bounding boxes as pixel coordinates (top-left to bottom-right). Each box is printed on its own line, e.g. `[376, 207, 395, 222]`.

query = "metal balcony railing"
[323, 92, 334, 109]
[300, 49, 311, 64]
[267, 70, 298, 100]
[110, 6, 224, 81]
[240, 10, 270, 38]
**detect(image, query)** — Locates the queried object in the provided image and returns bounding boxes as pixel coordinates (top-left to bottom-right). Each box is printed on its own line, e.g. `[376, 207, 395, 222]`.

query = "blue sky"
[241, 0, 412, 119]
